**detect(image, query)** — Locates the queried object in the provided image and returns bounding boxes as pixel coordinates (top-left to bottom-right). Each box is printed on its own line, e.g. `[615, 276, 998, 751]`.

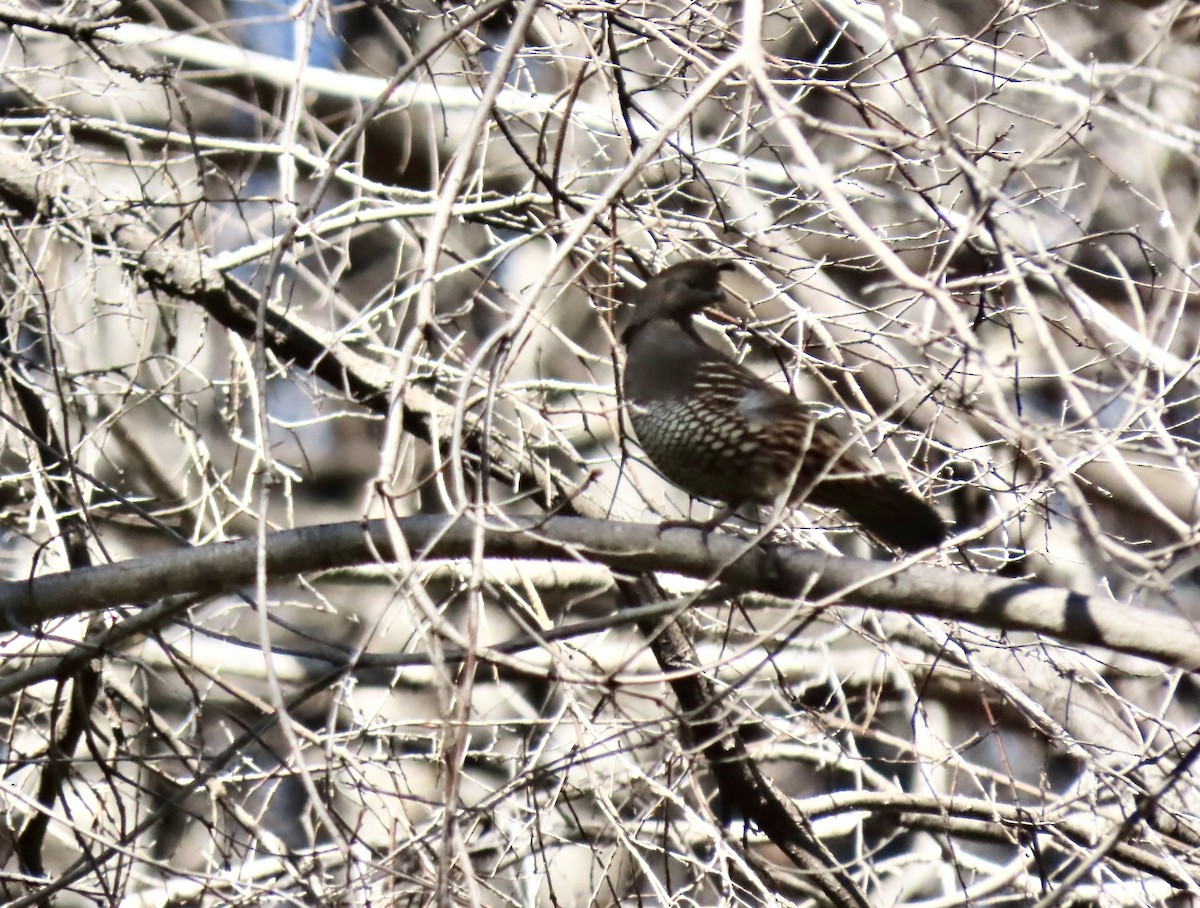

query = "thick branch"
[0, 516, 1193, 671]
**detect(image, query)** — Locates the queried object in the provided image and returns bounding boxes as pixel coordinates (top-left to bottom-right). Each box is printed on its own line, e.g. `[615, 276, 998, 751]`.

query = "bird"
[620, 258, 945, 552]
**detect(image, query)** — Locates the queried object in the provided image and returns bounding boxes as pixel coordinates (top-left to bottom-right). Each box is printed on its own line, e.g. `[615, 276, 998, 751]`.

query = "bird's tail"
[811, 476, 945, 553]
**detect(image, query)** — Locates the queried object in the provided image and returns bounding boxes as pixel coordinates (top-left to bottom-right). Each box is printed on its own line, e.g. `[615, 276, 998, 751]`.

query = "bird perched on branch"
[620, 259, 945, 552]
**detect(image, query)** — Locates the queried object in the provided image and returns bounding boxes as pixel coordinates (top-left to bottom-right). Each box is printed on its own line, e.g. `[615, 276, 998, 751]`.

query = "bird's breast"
[627, 394, 801, 505]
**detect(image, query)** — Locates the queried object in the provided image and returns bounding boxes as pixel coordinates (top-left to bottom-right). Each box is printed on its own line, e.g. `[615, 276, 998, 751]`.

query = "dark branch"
[0, 516, 1193, 673]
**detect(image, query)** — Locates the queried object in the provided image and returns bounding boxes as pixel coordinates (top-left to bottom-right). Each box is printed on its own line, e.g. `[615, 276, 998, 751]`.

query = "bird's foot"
[657, 506, 736, 542]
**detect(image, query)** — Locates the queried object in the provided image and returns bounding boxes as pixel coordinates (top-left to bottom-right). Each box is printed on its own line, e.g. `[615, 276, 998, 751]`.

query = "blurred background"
[0, 0, 1198, 904]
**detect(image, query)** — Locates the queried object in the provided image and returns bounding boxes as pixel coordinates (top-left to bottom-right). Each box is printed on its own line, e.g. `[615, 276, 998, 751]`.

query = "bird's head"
[621, 259, 736, 341]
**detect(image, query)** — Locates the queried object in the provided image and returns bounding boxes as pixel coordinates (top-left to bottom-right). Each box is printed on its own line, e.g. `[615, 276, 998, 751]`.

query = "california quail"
[621, 259, 945, 552]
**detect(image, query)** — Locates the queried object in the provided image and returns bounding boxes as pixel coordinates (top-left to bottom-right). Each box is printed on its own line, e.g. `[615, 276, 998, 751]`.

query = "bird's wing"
[734, 384, 807, 429]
